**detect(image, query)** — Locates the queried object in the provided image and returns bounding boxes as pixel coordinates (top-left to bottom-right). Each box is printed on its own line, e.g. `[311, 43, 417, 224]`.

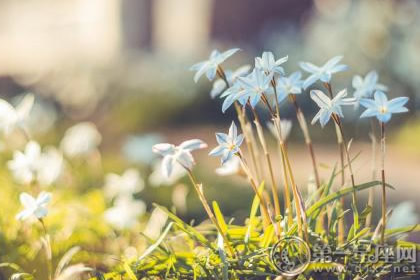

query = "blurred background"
[0, 0, 420, 275]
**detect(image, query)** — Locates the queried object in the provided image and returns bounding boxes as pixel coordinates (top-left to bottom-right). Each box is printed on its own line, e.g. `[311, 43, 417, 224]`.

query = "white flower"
[276, 72, 303, 103]
[16, 192, 52, 221]
[267, 119, 293, 141]
[209, 122, 244, 164]
[300, 56, 348, 89]
[37, 147, 63, 186]
[104, 196, 146, 230]
[215, 156, 241, 176]
[352, 71, 387, 102]
[0, 94, 34, 135]
[236, 68, 274, 108]
[310, 89, 355, 127]
[60, 122, 102, 158]
[8, 141, 42, 185]
[359, 91, 409, 123]
[8, 141, 63, 186]
[210, 65, 251, 98]
[152, 139, 207, 177]
[104, 168, 144, 199]
[255, 51, 288, 76]
[148, 159, 187, 187]
[190, 48, 240, 83]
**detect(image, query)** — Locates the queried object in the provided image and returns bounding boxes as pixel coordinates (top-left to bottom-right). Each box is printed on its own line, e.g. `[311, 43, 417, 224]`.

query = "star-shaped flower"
[8, 141, 42, 185]
[220, 82, 249, 113]
[359, 91, 409, 123]
[276, 71, 303, 103]
[190, 48, 240, 83]
[352, 71, 388, 104]
[300, 56, 348, 89]
[209, 122, 244, 164]
[104, 168, 144, 199]
[16, 191, 52, 221]
[236, 69, 274, 108]
[60, 122, 102, 158]
[0, 94, 34, 135]
[210, 65, 250, 98]
[310, 89, 355, 127]
[104, 196, 146, 230]
[8, 141, 63, 186]
[255, 51, 288, 76]
[152, 139, 207, 177]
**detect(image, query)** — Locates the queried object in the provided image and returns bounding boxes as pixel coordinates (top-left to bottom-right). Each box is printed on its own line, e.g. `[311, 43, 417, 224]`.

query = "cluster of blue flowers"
[190, 49, 409, 165]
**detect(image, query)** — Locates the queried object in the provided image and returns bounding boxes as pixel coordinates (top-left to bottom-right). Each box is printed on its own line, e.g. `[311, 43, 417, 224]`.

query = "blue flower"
[276, 71, 303, 103]
[190, 48, 240, 83]
[255, 51, 288, 76]
[236, 69, 274, 108]
[152, 139, 207, 177]
[359, 91, 409, 123]
[220, 83, 249, 113]
[300, 56, 348, 89]
[210, 65, 250, 98]
[209, 122, 244, 165]
[310, 89, 355, 127]
[352, 71, 387, 105]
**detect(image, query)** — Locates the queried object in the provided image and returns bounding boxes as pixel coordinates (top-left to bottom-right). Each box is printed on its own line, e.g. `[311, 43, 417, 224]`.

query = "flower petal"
[152, 143, 175, 156]
[179, 139, 207, 151]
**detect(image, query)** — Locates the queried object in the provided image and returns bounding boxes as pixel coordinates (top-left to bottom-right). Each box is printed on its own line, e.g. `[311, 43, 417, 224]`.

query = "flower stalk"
[186, 170, 236, 257]
[380, 121, 386, 244]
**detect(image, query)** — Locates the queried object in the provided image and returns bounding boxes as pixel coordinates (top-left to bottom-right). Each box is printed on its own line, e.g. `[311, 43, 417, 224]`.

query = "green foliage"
[96, 173, 420, 280]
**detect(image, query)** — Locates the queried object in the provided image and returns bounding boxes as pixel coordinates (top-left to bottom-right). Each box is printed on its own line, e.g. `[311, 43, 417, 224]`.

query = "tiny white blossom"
[8, 141, 63, 186]
[190, 48, 240, 83]
[267, 119, 293, 141]
[236, 69, 274, 108]
[276, 71, 303, 103]
[215, 156, 241, 176]
[210, 65, 250, 98]
[104, 168, 144, 199]
[0, 94, 34, 135]
[37, 147, 63, 186]
[255, 51, 288, 76]
[104, 196, 146, 230]
[8, 141, 42, 185]
[300, 56, 348, 89]
[148, 159, 187, 187]
[60, 122, 102, 158]
[152, 139, 207, 177]
[16, 192, 52, 221]
[352, 71, 387, 103]
[310, 89, 355, 127]
[209, 122, 244, 164]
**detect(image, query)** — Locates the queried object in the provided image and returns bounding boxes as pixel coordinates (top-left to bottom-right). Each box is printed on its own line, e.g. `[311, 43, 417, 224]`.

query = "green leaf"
[212, 201, 228, 235]
[245, 182, 265, 244]
[307, 181, 393, 217]
[289, 181, 393, 235]
[0, 262, 22, 272]
[154, 204, 211, 248]
[137, 222, 173, 262]
[123, 263, 138, 280]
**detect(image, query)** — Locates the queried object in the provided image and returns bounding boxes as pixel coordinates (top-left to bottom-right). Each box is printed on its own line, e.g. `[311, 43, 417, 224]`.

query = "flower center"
[379, 106, 388, 114]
